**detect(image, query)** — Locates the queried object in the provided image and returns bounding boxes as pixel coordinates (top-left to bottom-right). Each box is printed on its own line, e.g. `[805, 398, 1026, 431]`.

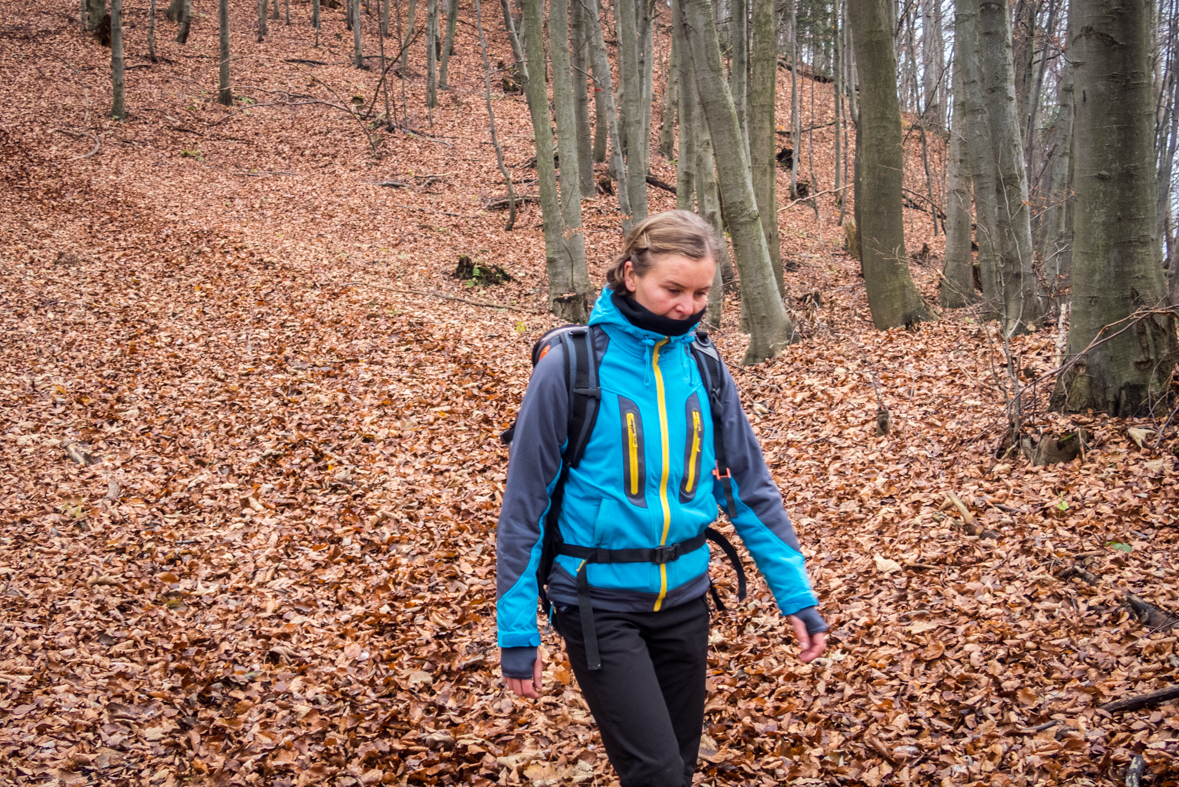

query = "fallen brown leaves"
[1, 3, 1177, 786]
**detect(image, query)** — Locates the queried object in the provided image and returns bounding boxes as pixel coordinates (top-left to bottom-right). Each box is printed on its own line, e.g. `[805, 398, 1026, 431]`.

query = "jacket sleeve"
[711, 361, 819, 618]
[496, 346, 569, 649]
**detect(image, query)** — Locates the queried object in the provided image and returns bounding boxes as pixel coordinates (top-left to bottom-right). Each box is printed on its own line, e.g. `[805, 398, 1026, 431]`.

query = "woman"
[497, 210, 826, 787]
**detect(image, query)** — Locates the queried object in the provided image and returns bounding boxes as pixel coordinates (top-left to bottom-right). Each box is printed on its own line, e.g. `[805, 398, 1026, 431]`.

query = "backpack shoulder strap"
[690, 332, 737, 519]
[561, 326, 601, 468]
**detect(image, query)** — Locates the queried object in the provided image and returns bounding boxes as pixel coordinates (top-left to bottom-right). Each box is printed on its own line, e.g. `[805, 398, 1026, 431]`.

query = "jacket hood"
[587, 286, 699, 347]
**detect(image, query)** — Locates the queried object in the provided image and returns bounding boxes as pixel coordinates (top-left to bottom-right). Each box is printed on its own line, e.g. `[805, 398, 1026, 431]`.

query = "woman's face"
[623, 253, 716, 320]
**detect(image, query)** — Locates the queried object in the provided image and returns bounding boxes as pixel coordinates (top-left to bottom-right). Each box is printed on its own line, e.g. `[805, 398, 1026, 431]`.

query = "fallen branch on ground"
[1098, 685, 1179, 714]
[337, 281, 544, 313]
[1123, 593, 1179, 631]
[54, 128, 100, 160]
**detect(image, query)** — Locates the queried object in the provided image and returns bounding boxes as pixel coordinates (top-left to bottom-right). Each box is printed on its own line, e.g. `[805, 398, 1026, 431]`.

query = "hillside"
[1, 3, 1177, 786]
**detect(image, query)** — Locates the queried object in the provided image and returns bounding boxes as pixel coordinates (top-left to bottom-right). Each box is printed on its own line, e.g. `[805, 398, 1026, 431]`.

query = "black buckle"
[652, 544, 677, 564]
[573, 386, 601, 400]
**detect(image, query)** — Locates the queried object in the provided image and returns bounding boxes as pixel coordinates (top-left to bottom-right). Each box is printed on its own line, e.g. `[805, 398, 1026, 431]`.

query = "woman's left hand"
[788, 614, 828, 663]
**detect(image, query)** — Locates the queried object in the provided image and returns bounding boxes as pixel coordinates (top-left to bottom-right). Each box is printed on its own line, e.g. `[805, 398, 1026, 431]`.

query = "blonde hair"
[604, 210, 720, 293]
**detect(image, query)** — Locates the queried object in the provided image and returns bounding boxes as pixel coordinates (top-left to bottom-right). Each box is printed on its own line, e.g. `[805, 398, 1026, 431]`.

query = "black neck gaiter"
[611, 288, 705, 337]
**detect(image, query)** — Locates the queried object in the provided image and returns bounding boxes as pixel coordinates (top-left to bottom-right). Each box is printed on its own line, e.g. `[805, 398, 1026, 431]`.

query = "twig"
[778, 185, 850, 212]
[645, 174, 676, 195]
[54, 128, 101, 160]
[1099, 685, 1179, 714]
[337, 281, 544, 314]
[376, 180, 408, 188]
[392, 203, 469, 218]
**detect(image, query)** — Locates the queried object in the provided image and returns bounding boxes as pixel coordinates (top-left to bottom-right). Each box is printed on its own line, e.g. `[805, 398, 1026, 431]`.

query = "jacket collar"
[588, 287, 699, 348]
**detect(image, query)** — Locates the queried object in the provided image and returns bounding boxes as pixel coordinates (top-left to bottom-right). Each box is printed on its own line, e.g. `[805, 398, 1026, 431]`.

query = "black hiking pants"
[555, 596, 710, 787]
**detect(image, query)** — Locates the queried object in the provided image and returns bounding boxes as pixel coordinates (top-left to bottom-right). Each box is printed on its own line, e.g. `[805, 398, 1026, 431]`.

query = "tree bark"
[475, 0, 517, 230]
[679, 0, 797, 363]
[111, 0, 125, 120]
[921, 0, 945, 128]
[659, 19, 678, 161]
[426, 0, 438, 103]
[313, 0, 321, 46]
[586, 0, 632, 228]
[1053, 0, 1177, 416]
[148, 0, 157, 62]
[439, 0, 459, 88]
[353, 0, 366, 68]
[176, 0, 192, 43]
[1041, 11, 1075, 292]
[941, 53, 977, 308]
[257, 0, 268, 41]
[749, 0, 781, 295]
[523, 0, 590, 322]
[401, 0, 417, 77]
[731, 0, 748, 145]
[617, 0, 649, 221]
[979, 0, 1043, 334]
[674, 0, 696, 212]
[570, 0, 596, 198]
[847, 0, 929, 330]
[219, 0, 231, 105]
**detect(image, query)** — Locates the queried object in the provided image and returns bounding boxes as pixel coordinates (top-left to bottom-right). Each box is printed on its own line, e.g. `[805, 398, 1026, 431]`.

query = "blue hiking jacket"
[496, 288, 819, 658]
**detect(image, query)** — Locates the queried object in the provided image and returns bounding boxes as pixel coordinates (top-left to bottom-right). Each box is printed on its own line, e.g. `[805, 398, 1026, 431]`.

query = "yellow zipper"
[686, 410, 701, 493]
[652, 339, 671, 611]
[626, 413, 639, 496]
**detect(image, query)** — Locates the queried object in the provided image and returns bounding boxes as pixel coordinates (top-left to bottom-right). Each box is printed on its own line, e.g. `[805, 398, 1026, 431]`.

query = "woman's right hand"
[504, 646, 544, 698]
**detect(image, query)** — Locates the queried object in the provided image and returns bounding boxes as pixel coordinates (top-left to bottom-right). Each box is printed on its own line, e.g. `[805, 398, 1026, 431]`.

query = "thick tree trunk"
[847, 0, 929, 330]
[941, 56, 977, 308]
[749, 0, 781, 295]
[257, 0, 268, 41]
[1041, 19, 1075, 292]
[979, 0, 1043, 334]
[586, 0, 631, 227]
[659, 21, 678, 161]
[165, 0, 181, 23]
[111, 0, 125, 120]
[693, 80, 730, 330]
[549, 0, 591, 307]
[523, 0, 590, 322]
[570, 0, 596, 198]
[353, 0, 366, 68]
[617, 0, 649, 221]
[679, 0, 797, 363]
[176, 0, 192, 43]
[1053, 0, 1177, 416]
[219, 0, 231, 105]
[731, 0, 748, 145]
[674, 0, 696, 212]
[958, 0, 1002, 320]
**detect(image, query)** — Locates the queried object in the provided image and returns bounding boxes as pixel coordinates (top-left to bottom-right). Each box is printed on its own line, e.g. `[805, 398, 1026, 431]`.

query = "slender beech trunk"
[789, 0, 800, 199]
[674, 0, 696, 212]
[921, 0, 945, 128]
[941, 55, 977, 308]
[426, 0, 438, 107]
[1025, 0, 1057, 174]
[690, 71, 731, 329]
[439, 0, 458, 88]
[679, 0, 797, 362]
[731, 0, 748, 146]
[313, 0, 321, 46]
[148, 0, 157, 62]
[571, 0, 596, 197]
[88, 0, 107, 30]
[1041, 15, 1075, 291]
[749, 0, 781, 294]
[501, 0, 527, 86]
[219, 0, 231, 105]
[847, 0, 929, 330]
[285, 0, 290, 24]
[659, 20, 679, 160]
[111, 0, 125, 120]
[979, 0, 1043, 334]
[381, 0, 389, 36]
[586, 0, 631, 227]
[475, 0, 517, 230]
[639, 3, 655, 175]
[258, 0, 268, 41]
[549, 0, 591, 306]
[354, 0, 366, 68]
[523, 0, 590, 322]
[401, 0, 417, 76]
[1054, 0, 1177, 416]
[617, 0, 649, 221]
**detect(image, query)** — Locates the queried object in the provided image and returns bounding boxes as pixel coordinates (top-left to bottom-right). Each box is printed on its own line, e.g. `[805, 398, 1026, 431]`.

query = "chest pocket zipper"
[618, 396, 647, 508]
[679, 393, 704, 502]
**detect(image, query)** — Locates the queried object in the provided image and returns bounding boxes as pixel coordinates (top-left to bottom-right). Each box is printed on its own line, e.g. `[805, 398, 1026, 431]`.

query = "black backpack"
[501, 325, 747, 670]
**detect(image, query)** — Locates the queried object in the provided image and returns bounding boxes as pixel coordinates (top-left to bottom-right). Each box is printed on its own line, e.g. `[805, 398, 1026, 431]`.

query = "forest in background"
[1, 0, 1178, 785]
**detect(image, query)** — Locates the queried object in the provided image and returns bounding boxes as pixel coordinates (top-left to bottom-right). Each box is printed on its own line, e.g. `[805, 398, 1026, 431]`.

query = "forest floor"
[2, 3, 1178, 786]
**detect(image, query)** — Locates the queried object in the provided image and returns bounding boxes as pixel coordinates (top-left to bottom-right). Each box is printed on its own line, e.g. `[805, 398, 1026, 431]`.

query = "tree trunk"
[659, 20, 678, 161]
[847, 0, 929, 330]
[692, 75, 730, 330]
[439, 0, 458, 88]
[148, 0, 157, 62]
[258, 0, 268, 41]
[111, 0, 125, 120]
[941, 54, 977, 308]
[674, 0, 696, 212]
[401, 0, 417, 76]
[354, 0, 366, 68]
[731, 0, 748, 145]
[165, 0, 181, 24]
[426, 0, 438, 106]
[549, 0, 592, 305]
[958, 0, 1002, 320]
[313, 0, 321, 46]
[571, 0, 596, 198]
[523, 0, 591, 322]
[617, 0, 649, 221]
[586, 0, 631, 227]
[789, 0, 800, 199]
[1041, 12, 1075, 293]
[1053, 0, 1177, 416]
[176, 0, 192, 43]
[381, 0, 389, 36]
[475, 0, 518, 230]
[500, 0, 527, 87]
[1011, 0, 1036, 136]
[749, 0, 781, 295]
[219, 0, 231, 105]
[921, 0, 945, 128]
[679, 0, 797, 363]
[979, 0, 1043, 334]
